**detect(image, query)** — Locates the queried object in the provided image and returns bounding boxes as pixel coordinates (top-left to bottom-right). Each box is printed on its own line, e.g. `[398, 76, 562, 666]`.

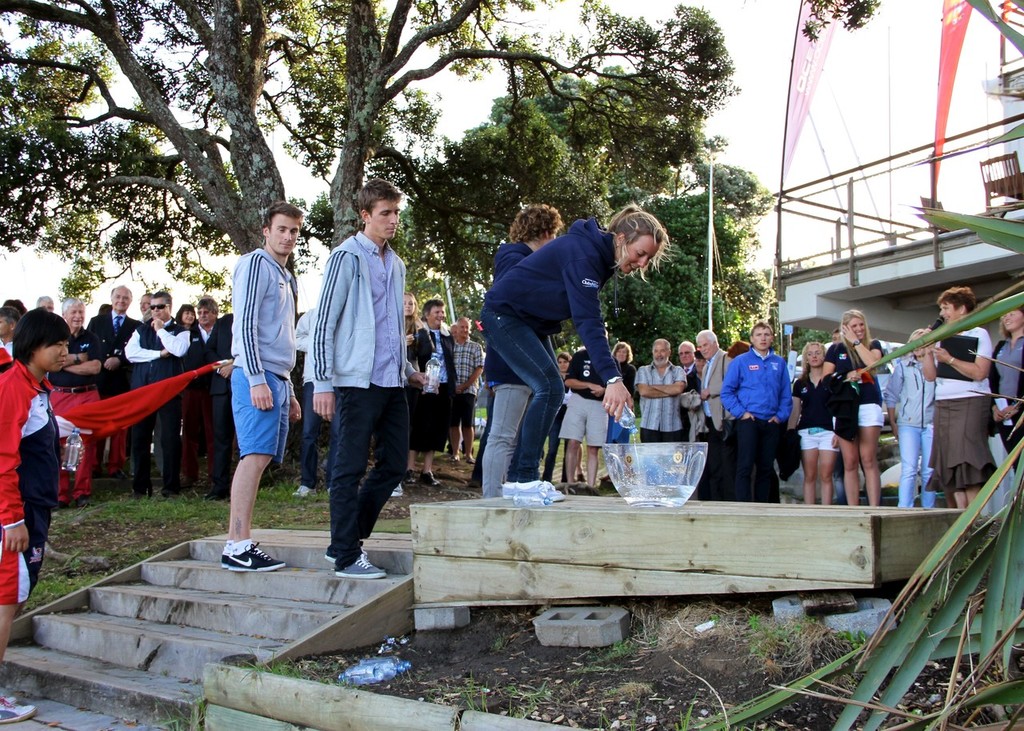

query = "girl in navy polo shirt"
[788, 341, 836, 505]
[823, 309, 885, 506]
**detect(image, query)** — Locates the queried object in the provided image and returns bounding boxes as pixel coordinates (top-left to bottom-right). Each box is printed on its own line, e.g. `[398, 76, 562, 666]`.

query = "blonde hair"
[404, 292, 422, 336]
[607, 205, 671, 278]
[799, 341, 825, 382]
[840, 309, 871, 367]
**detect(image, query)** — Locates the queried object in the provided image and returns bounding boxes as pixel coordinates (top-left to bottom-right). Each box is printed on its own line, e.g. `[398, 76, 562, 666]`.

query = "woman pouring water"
[480, 205, 670, 496]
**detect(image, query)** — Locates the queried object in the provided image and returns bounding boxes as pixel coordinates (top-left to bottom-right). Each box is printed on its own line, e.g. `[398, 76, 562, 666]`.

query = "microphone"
[928, 317, 944, 331]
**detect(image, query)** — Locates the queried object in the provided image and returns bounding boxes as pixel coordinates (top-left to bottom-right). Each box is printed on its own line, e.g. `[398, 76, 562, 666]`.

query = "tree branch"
[382, 0, 484, 83]
[95, 175, 217, 227]
[0, 51, 156, 126]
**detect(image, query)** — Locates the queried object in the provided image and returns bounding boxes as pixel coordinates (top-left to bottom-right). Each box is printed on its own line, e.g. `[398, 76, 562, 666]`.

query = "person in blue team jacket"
[721, 321, 793, 502]
[480, 205, 670, 493]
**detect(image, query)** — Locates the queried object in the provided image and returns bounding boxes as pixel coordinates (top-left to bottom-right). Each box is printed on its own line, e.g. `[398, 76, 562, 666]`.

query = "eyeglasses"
[150, 304, 169, 310]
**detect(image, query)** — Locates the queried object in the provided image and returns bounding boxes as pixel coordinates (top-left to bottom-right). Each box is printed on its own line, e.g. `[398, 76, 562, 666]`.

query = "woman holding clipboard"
[922, 286, 995, 509]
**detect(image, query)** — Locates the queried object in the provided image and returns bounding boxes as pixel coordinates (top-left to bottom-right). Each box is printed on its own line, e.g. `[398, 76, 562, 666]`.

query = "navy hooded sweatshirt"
[484, 218, 620, 384]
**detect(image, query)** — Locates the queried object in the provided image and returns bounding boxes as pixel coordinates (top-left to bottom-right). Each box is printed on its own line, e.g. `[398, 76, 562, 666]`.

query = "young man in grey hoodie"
[312, 179, 425, 578]
[221, 201, 303, 572]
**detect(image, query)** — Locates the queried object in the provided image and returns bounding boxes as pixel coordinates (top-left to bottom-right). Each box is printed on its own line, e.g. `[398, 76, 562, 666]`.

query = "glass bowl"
[602, 442, 708, 507]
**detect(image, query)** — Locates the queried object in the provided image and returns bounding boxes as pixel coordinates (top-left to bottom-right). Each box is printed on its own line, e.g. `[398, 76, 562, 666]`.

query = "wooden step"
[32, 612, 284, 681]
[0, 644, 200, 725]
[88, 583, 344, 640]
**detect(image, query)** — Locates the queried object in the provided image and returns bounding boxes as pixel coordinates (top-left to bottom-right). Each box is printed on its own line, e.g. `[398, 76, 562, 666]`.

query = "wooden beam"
[272, 576, 414, 662]
[203, 663, 459, 731]
[413, 555, 870, 605]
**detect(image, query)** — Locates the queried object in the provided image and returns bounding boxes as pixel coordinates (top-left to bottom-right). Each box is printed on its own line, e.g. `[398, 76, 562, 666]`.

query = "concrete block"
[772, 594, 805, 623]
[823, 597, 895, 635]
[533, 606, 629, 648]
[414, 605, 470, 631]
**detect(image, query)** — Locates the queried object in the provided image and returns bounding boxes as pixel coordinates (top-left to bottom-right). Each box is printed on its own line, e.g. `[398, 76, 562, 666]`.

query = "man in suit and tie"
[204, 310, 235, 500]
[87, 285, 140, 478]
[695, 329, 736, 501]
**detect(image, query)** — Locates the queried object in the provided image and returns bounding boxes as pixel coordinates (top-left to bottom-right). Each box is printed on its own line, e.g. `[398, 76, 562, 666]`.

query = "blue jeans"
[301, 381, 337, 490]
[898, 424, 935, 508]
[480, 306, 562, 482]
[327, 385, 408, 569]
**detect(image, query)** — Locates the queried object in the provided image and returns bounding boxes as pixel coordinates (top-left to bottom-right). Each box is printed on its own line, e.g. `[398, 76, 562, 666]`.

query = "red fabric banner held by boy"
[61, 360, 230, 440]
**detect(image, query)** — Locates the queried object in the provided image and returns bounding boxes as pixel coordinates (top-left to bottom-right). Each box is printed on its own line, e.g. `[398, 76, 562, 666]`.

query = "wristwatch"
[606, 376, 623, 386]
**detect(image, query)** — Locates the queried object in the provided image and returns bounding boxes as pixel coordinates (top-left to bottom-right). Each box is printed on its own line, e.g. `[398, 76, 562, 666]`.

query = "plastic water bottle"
[62, 429, 83, 472]
[512, 491, 553, 506]
[338, 656, 411, 685]
[618, 406, 638, 432]
[423, 354, 441, 394]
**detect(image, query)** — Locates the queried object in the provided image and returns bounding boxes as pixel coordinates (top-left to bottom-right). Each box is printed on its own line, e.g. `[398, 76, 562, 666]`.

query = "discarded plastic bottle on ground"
[617, 406, 638, 433]
[62, 429, 83, 472]
[423, 354, 441, 394]
[338, 656, 412, 686]
[512, 490, 553, 507]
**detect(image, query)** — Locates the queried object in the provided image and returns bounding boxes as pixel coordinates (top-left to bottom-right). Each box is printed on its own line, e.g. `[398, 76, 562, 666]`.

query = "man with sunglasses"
[125, 290, 191, 498]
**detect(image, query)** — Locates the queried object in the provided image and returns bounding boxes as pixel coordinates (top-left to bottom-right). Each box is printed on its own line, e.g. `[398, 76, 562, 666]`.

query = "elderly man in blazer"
[695, 329, 736, 501]
[87, 285, 141, 478]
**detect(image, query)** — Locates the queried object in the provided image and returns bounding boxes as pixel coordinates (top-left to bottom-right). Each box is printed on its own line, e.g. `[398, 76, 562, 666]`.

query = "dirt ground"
[48, 451, 981, 730]
[290, 456, 970, 731]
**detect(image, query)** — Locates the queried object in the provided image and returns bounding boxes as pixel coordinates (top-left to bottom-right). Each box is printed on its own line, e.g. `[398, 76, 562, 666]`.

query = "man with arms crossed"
[220, 201, 302, 572]
[312, 179, 424, 579]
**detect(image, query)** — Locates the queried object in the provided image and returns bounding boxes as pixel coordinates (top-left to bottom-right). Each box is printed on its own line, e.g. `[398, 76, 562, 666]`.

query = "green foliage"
[604, 186, 773, 351]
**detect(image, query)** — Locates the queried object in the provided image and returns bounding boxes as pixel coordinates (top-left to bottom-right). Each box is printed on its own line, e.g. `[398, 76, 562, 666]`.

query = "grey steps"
[189, 537, 414, 574]
[11, 533, 416, 726]
[32, 612, 283, 682]
[88, 583, 343, 640]
[0, 644, 200, 725]
[142, 558, 406, 604]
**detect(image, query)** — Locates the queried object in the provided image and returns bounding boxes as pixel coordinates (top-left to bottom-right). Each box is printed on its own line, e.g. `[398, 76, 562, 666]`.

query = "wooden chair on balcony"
[980, 152, 1024, 211]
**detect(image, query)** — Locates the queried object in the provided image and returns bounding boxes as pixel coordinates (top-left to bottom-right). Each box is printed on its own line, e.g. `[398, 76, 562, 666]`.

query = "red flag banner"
[61, 360, 230, 440]
[783, 1, 837, 183]
[934, 0, 972, 182]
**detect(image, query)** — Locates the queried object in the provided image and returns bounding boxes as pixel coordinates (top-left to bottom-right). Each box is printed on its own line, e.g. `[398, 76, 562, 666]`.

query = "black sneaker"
[403, 469, 417, 485]
[221, 542, 286, 572]
[420, 471, 440, 487]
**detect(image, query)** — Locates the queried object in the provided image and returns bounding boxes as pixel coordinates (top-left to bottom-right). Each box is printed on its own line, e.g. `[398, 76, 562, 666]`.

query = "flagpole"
[707, 152, 715, 331]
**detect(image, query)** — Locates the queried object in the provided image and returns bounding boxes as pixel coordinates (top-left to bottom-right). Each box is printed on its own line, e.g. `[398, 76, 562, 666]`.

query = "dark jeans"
[697, 416, 736, 501]
[132, 397, 182, 496]
[640, 428, 685, 443]
[327, 385, 408, 569]
[301, 381, 337, 490]
[734, 418, 780, 503]
[480, 306, 561, 482]
[210, 392, 236, 496]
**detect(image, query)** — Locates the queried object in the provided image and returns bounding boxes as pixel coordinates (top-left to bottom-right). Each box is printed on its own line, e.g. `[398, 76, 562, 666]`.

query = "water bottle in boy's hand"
[338, 656, 411, 686]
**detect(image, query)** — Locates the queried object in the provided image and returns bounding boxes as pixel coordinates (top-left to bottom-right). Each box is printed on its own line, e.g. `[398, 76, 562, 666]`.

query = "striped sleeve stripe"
[240, 253, 265, 375]
[313, 249, 344, 383]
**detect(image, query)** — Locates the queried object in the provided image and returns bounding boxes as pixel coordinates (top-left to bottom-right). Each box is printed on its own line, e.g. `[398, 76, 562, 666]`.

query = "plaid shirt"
[452, 339, 485, 395]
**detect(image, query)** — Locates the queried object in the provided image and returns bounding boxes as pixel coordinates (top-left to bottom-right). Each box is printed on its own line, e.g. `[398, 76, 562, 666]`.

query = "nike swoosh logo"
[231, 556, 252, 567]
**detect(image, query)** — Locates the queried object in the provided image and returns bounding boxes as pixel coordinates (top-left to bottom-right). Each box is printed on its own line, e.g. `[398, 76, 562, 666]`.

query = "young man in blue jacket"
[721, 321, 793, 502]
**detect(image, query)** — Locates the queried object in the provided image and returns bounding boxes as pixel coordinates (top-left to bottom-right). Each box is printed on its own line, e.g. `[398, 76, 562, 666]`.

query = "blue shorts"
[231, 369, 291, 462]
